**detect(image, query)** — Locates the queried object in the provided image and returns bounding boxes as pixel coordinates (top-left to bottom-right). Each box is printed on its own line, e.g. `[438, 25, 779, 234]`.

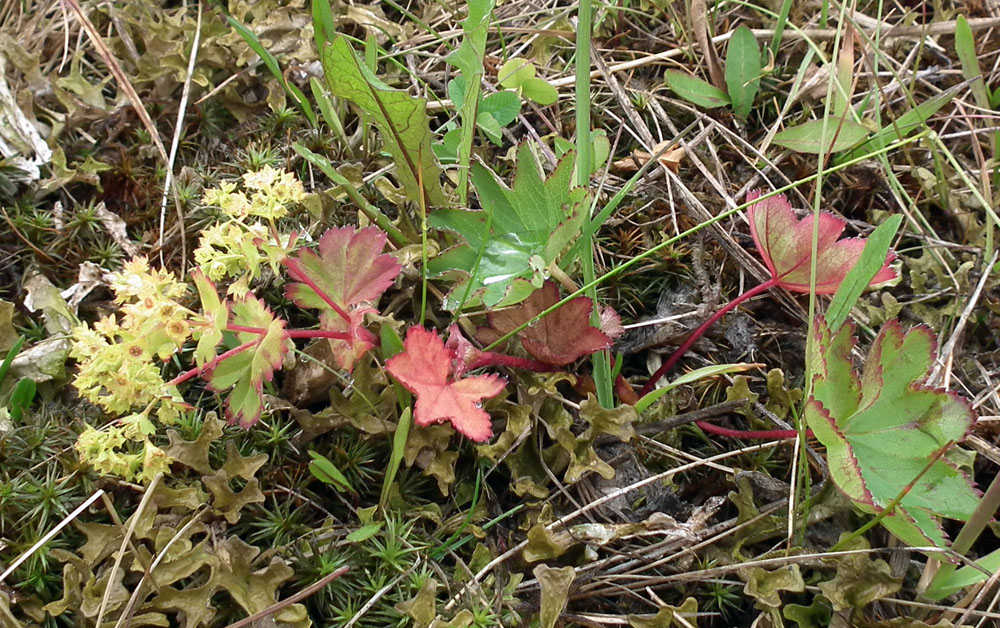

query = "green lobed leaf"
[664, 70, 731, 108]
[429, 143, 587, 309]
[208, 296, 289, 428]
[321, 36, 445, 206]
[191, 269, 228, 366]
[725, 25, 761, 118]
[773, 118, 869, 153]
[804, 319, 979, 548]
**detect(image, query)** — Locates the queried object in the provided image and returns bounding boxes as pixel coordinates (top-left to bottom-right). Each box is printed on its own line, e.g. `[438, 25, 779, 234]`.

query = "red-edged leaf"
[476, 280, 613, 366]
[804, 318, 979, 547]
[747, 191, 897, 294]
[207, 296, 289, 428]
[285, 226, 400, 310]
[386, 326, 505, 442]
[191, 268, 229, 366]
[284, 226, 400, 371]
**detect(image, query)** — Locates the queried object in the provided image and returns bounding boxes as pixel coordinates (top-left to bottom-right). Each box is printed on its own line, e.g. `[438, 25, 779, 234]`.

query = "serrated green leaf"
[725, 25, 760, 118]
[322, 36, 445, 206]
[804, 319, 979, 547]
[429, 143, 586, 309]
[208, 296, 289, 427]
[664, 70, 731, 108]
[773, 118, 869, 153]
[191, 269, 228, 366]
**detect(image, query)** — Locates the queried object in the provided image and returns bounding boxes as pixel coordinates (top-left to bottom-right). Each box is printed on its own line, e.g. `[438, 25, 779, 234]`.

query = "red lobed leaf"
[476, 280, 614, 366]
[747, 190, 897, 294]
[284, 226, 400, 371]
[285, 226, 401, 309]
[386, 326, 505, 442]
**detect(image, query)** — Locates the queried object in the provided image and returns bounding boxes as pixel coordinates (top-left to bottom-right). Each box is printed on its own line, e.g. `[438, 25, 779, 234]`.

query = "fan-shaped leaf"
[386, 327, 505, 442]
[748, 190, 897, 294]
[804, 318, 979, 547]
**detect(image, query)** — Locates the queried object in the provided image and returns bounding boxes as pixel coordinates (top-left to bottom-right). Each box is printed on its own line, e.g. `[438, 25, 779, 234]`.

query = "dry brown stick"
[689, 0, 725, 89]
[62, 0, 168, 164]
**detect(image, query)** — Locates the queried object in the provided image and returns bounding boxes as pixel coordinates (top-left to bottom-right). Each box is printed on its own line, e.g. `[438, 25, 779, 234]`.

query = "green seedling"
[1, 337, 37, 423]
[665, 25, 761, 117]
[497, 59, 559, 106]
[429, 143, 587, 309]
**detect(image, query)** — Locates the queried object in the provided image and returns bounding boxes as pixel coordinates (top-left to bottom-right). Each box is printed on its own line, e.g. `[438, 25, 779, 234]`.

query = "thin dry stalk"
[0, 489, 105, 583]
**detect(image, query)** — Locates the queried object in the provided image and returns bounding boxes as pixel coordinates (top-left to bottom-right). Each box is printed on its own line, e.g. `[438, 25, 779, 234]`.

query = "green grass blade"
[293, 142, 408, 246]
[380, 407, 411, 510]
[835, 83, 962, 165]
[825, 214, 902, 332]
[0, 336, 24, 386]
[227, 16, 317, 127]
[955, 16, 990, 109]
[446, 0, 494, 205]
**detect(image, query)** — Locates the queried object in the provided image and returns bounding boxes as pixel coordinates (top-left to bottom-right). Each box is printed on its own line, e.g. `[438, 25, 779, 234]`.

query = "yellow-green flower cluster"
[202, 165, 304, 221]
[194, 222, 271, 284]
[75, 418, 171, 484]
[111, 257, 191, 359]
[71, 322, 169, 415]
[71, 257, 191, 483]
[196, 167, 305, 293]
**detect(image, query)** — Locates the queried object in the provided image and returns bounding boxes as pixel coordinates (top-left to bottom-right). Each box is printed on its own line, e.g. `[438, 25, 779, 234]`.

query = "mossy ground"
[1, 1, 999, 626]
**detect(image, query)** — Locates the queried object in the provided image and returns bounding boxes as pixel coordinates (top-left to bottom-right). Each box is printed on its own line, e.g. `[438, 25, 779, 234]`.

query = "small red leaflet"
[747, 190, 897, 294]
[386, 326, 506, 442]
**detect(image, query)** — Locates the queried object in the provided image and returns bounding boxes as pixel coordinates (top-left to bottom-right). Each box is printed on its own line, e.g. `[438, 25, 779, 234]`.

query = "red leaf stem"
[468, 352, 562, 373]
[282, 257, 353, 326]
[641, 278, 778, 396]
[168, 340, 259, 386]
[695, 420, 811, 440]
[227, 324, 351, 341]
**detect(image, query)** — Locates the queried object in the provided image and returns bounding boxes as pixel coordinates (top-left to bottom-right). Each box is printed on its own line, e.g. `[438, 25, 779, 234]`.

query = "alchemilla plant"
[69, 166, 622, 481]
